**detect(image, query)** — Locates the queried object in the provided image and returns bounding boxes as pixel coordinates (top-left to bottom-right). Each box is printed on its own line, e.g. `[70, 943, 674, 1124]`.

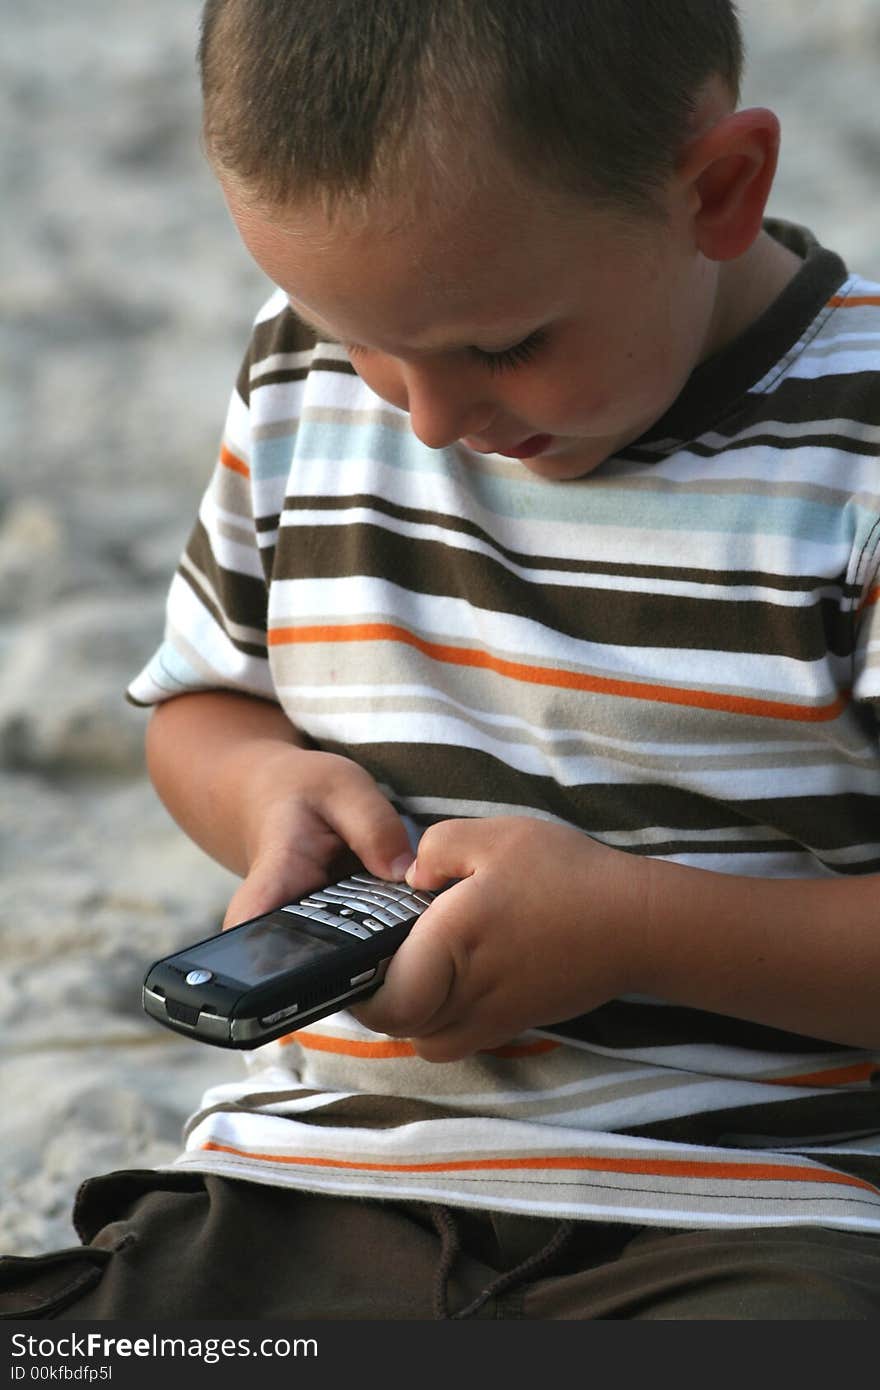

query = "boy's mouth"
[464, 432, 554, 459]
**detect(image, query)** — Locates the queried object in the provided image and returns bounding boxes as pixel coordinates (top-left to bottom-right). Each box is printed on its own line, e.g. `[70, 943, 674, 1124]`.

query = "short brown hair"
[199, 0, 744, 217]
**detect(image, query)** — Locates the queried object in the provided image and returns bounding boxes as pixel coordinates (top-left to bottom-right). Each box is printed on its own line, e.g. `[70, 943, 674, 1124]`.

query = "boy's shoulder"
[236, 288, 356, 404]
[251, 287, 317, 355]
[236, 290, 311, 403]
[767, 227, 880, 402]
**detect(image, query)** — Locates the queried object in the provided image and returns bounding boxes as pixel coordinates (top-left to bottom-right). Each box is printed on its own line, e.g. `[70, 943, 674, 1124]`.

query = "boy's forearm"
[632, 857, 880, 1051]
[145, 691, 312, 877]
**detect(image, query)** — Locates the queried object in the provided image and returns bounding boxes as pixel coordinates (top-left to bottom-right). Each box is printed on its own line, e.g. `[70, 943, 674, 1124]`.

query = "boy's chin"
[517, 440, 614, 481]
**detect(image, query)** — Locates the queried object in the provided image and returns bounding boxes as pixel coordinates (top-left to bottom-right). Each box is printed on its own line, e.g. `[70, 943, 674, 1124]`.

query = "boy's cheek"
[349, 354, 408, 411]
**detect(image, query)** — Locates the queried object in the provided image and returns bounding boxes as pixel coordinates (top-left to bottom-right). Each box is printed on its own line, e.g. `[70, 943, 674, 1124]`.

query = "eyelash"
[469, 330, 549, 373]
[346, 329, 549, 375]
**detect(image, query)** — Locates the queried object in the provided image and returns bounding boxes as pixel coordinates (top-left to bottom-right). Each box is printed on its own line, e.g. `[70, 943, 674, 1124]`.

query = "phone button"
[260, 1003, 301, 1026]
[362, 906, 405, 927]
[296, 903, 374, 939]
[350, 968, 376, 987]
[333, 919, 373, 940]
[185, 969, 213, 986]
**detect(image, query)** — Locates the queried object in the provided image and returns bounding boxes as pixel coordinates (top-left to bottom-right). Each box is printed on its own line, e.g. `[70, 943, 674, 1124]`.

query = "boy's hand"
[221, 748, 413, 929]
[146, 693, 414, 933]
[352, 816, 650, 1061]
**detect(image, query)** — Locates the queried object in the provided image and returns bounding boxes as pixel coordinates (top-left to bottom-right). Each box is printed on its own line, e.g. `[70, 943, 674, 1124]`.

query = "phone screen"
[178, 916, 339, 986]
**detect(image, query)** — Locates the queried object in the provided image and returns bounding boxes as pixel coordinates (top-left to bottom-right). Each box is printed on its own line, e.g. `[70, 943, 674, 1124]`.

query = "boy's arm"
[353, 815, 880, 1060]
[627, 852, 880, 1049]
[145, 690, 414, 927]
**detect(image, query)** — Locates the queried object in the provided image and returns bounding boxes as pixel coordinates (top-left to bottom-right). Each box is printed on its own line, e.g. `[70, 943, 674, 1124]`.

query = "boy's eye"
[469, 328, 549, 373]
[345, 328, 549, 373]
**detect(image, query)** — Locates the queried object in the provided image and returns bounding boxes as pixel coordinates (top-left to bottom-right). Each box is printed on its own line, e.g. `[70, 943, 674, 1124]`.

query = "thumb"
[404, 818, 480, 893]
[352, 905, 456, 1038]
[221, 857, 324, 930]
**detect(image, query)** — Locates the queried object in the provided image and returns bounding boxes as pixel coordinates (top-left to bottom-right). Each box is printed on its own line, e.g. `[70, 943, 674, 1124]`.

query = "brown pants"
[2, 1168, 880, 1320]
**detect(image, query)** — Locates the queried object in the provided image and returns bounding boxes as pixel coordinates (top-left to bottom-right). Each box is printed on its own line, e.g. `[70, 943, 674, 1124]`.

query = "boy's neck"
[709, 229, 804, 360]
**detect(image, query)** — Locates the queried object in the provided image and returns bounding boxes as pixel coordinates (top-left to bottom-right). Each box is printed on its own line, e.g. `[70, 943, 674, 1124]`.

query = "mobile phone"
[142, 871, 439, 1049]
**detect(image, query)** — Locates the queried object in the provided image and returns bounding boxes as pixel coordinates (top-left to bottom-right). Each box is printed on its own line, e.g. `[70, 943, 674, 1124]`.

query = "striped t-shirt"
[129, 221, 880, 1233]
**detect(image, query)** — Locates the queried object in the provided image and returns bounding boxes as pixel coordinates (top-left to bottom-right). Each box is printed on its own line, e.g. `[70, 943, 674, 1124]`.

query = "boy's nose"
[403, 363, 496, 451]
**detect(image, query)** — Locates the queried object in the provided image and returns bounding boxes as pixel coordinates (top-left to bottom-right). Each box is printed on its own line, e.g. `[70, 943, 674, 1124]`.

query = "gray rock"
[0, 593, 165, 773]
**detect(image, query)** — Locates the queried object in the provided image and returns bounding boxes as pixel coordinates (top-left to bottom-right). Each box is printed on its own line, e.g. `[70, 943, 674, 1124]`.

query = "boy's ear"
[677, 108, 781, 262]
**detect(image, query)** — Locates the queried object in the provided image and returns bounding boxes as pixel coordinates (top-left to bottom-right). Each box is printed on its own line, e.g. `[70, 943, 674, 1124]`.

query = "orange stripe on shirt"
[828, 295, 880, 308]
[282, 1029, 870, 1082]
[767, 1061, 879, 1088]
[279, 1032, 415, 1058]
[199, 1141, 878, 1193]
[267, 622, 849, 724]
[220, 443, 250, 478]
[280, 1030, 560, 1060]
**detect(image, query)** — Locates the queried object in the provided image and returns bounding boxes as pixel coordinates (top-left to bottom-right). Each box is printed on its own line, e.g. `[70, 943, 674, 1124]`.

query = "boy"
[3, 0, 880, 1319]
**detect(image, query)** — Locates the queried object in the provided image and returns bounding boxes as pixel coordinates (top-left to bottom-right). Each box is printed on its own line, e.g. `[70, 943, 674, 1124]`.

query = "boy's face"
[224, 173, 723, 481]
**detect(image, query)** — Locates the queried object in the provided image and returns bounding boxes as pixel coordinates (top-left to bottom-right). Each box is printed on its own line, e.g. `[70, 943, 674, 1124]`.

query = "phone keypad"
[350, 875, 434, 912]
[320, 886, 401, 915]
[280, 903, 373, 939]
[281, 873, 434, 940]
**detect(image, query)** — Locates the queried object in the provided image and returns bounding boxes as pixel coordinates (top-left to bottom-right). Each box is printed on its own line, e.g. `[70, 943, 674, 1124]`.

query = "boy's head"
[199, 0, 744, 220]
[199, 2, 787, 480]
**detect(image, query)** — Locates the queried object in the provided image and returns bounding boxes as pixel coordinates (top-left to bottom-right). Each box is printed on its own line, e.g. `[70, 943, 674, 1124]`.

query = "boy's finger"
[404, 818, 481, 891]
[411, 1022, 507, 1065]
[323, 778, 414, 882]
[222, 871, 283, 930]
[352, 911, 455, 1037]
[222, 845, 336, 929]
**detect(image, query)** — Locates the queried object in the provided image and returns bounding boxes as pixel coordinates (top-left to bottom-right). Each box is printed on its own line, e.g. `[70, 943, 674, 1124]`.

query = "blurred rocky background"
[1, 0, 878, 1255]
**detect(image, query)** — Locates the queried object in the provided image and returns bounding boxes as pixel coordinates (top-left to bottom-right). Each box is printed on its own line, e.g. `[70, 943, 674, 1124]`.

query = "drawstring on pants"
[429, 1205, 576, 1319]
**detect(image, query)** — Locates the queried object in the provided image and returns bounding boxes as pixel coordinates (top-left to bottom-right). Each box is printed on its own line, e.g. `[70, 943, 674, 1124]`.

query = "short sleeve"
[126, 298, 287, 710]
[852, 547, 880, 719]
